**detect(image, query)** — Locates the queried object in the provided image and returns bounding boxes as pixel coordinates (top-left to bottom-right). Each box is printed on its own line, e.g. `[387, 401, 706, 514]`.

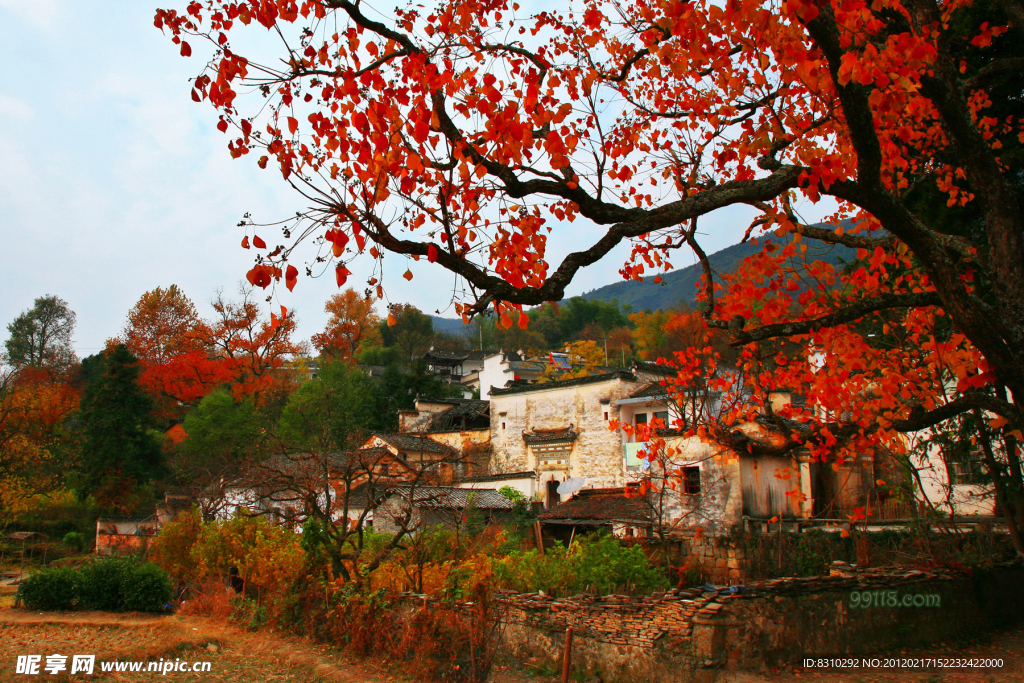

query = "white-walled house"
[488, 370, 644, 508]
[480, 351, 545, 398]
[910, 432, 997, 517]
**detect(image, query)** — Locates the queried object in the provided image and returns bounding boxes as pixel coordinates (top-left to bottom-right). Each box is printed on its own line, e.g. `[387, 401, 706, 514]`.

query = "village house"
[390, 396, 493, 478]
[479, 350, 547, 398]
[421, 348, 495, 397]
[95, 516, 160, 555]
[207, 447, 413, 526]
[482, 360, 891, 536]
[617, 365, 884, 532]
[911, 430, 996, 518]
[371, 485, 514, 534]
[487, 370, 642, 508]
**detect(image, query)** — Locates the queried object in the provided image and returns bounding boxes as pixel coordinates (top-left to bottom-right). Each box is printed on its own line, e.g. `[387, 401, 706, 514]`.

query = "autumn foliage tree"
[310, 287, 381, 363]
[0, 367, 79, 523]
[156, 0, 1024, 549]
[197, 286, 302, 402]
[116, 285, 231, 420]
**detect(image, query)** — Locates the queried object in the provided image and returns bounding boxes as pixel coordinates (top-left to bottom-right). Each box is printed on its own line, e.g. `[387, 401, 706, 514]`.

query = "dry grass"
[0, 610, 395, 683]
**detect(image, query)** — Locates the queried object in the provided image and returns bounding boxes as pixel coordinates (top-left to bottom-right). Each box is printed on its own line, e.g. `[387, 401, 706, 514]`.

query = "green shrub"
[20, 567, 79, 611]
[494, 532, 668, 595]
[20, 557, 171, 612]
[62, 531, 87, 553]
[120, 562, 173, 612]
[78, 557, 134, 611]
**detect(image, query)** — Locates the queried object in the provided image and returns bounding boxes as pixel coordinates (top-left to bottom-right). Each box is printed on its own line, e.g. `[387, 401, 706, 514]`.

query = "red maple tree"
[154, 0, 1023, 548]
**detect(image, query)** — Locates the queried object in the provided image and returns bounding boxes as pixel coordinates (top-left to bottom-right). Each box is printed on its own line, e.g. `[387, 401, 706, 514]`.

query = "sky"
[0, 1, 834, 358]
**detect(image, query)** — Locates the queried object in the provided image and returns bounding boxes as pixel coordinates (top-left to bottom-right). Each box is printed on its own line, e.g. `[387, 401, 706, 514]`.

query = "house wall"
[490, 377, 639, 492]
[912, 443, 996, 516]
[657, 436, 744, 533]
[480, 353, 509, 398]
[95, 519, 159, 555]
[456, 475, 539, 500]
[426, 429, 491, 477]
[399, 410, 433, 432]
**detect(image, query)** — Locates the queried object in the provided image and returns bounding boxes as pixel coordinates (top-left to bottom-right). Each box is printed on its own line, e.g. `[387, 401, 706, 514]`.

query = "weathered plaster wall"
[657, 436, 744, 534]
[490, 377, 639, 490]
[426, 429, 491, 477]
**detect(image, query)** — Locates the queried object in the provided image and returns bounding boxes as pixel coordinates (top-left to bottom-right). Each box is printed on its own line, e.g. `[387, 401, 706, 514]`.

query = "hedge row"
[19, 557, 172, 612]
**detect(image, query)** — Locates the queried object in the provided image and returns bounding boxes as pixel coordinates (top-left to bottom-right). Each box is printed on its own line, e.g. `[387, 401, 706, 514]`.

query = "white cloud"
[0, 95, 34, 122]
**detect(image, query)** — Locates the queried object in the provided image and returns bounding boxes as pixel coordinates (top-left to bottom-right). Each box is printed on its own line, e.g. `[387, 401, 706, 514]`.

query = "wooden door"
[741, 455, 799, 519]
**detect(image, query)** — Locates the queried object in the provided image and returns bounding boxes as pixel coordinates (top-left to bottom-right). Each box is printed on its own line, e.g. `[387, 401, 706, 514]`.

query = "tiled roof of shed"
[388, 486, 514, 510]
[538, 488, 652, 524]
[373, 433, 457, 455]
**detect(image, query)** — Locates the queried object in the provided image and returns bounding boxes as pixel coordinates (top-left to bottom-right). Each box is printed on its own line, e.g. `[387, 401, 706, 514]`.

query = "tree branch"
[710, 291, 943, 345]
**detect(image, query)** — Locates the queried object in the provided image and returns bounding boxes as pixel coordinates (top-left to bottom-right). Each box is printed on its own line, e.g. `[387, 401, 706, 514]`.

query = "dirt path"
[0, 609, 395, 682]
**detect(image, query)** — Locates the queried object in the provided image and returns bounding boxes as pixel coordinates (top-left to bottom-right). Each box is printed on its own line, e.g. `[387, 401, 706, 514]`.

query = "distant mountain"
[431, 314, 477, 338]
[578, 232, 858, 312]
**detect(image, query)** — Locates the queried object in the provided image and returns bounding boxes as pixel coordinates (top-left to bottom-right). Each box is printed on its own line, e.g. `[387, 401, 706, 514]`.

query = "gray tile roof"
[373, 433, 457, 455]
[538, 488, 652, 524]
[388, 486, 514, 510]
[490, 370, 638, 396]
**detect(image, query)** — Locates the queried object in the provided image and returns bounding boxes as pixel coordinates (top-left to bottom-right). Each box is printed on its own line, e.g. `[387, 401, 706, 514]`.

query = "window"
[603, 411, 609, 421]
[635, 413, 648, 426]
[654, 411, 669, 427]
[501, 421, 506, 430]
[682, 466, 701, 495]
[949, 447, 986, 485]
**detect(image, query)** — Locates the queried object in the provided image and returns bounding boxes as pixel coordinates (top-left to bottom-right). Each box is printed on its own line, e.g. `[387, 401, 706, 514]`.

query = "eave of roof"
[372, 433, 457, 455]
[490, 370, 638, 397]
[538, 487, 652, 523]
[457, 471, 537, 483]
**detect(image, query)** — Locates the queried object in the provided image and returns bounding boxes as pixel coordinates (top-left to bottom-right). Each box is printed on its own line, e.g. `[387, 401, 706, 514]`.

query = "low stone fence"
[495, 560, 1024, 682]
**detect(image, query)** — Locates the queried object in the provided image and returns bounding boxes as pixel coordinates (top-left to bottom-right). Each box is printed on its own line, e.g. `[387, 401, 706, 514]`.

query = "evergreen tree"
[78, 345, 164, 512]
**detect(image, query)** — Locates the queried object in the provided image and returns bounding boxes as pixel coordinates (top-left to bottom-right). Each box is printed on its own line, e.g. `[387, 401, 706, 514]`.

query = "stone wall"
[495, 561, 1024, 682]
[679, 533, 750, 584]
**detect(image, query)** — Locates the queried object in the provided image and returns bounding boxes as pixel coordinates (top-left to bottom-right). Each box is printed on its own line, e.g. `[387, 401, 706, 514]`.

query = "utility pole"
[603, 337, 608, 366]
